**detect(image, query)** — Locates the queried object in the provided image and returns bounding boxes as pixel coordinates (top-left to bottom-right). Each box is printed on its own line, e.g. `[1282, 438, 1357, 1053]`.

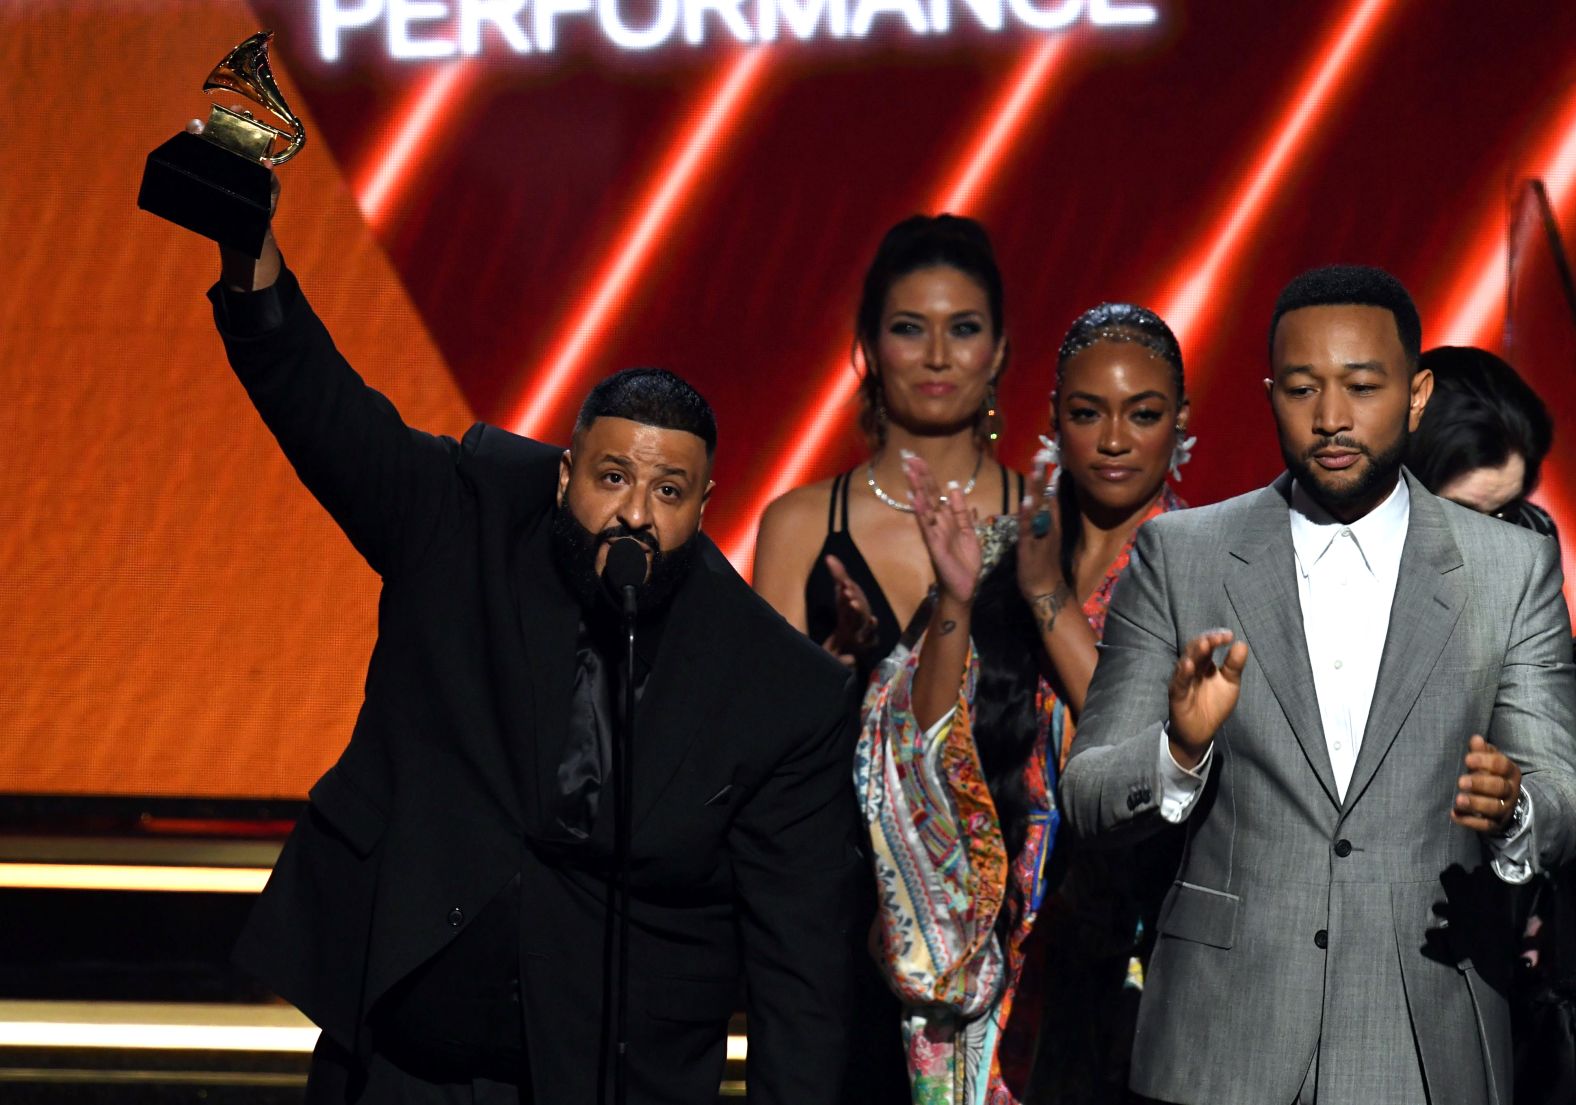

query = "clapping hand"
[1168, 629, 1249, 769]
[1451, 735, 1522, 835]
[901, 451, 981, 606]
[1016, 449, 1067, 605]
[821, 554, 879, 668]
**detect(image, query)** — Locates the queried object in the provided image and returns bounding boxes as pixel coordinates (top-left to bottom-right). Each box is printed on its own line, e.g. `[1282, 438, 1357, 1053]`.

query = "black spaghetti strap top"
[804, 464, 1023, 673]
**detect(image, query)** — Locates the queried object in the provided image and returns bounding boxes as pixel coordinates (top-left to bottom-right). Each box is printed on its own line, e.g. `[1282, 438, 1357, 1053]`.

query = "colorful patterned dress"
[852, 488, 1182, 1104]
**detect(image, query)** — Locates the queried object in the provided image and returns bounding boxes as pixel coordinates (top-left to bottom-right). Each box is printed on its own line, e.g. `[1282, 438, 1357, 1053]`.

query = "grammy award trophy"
[137, 31, 306, 258]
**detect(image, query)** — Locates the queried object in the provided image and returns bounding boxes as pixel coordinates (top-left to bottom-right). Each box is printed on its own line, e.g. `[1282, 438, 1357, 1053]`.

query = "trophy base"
[138, 132, 272, 259]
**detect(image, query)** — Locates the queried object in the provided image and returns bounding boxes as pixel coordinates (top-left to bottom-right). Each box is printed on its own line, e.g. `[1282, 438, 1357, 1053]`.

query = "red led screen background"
[3, 0, 1574, 800]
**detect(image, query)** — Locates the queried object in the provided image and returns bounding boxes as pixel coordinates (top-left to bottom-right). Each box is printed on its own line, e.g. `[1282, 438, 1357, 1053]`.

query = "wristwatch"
[1494, 788, 1530, 839]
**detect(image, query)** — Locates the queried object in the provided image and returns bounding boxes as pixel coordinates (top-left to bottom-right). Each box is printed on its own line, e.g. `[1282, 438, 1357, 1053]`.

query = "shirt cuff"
[1157, 723, 1213, 823]
[210, 264, 298, 337]
[1490, 790, 1536, 885]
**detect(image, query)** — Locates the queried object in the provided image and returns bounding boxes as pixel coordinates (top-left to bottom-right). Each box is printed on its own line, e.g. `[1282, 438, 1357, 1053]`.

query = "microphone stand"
[613, 580, 636, 1105]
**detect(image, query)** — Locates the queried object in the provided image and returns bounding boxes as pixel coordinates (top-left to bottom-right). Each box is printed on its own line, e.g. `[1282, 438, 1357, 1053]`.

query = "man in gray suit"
[1061, 265, 1576, 1105]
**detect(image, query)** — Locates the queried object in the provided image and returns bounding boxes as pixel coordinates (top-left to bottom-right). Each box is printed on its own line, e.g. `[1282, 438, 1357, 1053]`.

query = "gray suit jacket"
[1061, 471, 1576, 1105]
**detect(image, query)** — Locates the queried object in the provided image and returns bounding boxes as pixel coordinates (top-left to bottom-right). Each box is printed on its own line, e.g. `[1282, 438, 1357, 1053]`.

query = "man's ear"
[1408, 367, 1434, 431]
[697, 480, 716, 527]
[1263, 377, 1275, 404]
[558, 449, 572, 502]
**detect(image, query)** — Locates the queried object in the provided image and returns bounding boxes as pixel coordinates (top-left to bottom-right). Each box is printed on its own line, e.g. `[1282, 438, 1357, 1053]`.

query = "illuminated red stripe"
[722, 36, 1078, 567]
[355, 63, 478, 229]
[1155, 0, 1399, 347]
[505, 49, 773, 439]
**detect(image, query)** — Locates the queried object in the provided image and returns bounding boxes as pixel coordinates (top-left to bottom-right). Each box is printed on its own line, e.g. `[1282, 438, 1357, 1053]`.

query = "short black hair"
[573, 367, 717, 458]
[1408, 345, 1552, 497]
[1269, 264, 1422, 369]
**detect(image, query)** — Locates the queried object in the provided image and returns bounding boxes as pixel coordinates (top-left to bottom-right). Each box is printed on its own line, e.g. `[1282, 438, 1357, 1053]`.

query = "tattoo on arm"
[1030, 583, 1075, 636]
[937, 619, 958, 636]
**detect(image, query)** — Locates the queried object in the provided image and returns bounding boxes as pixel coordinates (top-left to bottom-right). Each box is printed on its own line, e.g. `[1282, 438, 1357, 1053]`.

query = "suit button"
[1314, 929, 1328, 950]
[1333, 839, 1352, 858]
[447, 907, 464, 927]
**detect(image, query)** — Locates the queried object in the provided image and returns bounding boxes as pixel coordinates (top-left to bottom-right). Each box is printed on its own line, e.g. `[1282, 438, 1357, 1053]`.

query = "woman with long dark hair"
[855, 303, 1194, 1103]
[754, 214, 1026, 680]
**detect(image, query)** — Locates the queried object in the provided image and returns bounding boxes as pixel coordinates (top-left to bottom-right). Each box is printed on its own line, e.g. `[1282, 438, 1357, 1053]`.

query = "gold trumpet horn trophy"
[138, 31, 306, 258]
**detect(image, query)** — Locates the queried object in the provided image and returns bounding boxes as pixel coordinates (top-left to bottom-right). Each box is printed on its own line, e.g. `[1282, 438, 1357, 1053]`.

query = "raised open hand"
[821, 553, 879, 667]
[902, 451, 981, 606]
[1168, 629, 1249, 768]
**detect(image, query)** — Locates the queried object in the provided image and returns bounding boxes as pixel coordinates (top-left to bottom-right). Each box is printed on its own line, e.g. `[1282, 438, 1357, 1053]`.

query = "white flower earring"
[1170, 428, 1198, 481]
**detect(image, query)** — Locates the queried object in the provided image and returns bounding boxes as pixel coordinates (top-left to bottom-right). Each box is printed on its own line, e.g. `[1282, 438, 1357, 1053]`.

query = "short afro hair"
[1408, 346, 1552, 498]
[1269, 264, 1422, 369]
[573, 367, 717, 458]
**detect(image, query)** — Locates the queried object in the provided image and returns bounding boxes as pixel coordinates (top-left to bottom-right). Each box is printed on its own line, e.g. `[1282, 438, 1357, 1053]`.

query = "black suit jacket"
[212, 271, 862, 1104]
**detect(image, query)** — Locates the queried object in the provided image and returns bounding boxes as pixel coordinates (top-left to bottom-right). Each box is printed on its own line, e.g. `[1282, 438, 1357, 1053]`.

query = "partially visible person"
[1062, 264, 1576, 1105]
[754, 214, 1026, 680]
[1408, 344, 1556, 534]
[855, 303, 1195, 1104]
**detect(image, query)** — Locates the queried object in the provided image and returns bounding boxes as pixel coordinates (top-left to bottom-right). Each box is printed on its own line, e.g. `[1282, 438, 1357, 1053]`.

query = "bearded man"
[1061, 265, 1576, 1105]
[202, 189, 861, 1105]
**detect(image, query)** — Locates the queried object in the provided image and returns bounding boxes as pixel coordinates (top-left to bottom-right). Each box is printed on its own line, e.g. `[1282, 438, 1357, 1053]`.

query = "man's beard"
[1281, 427, 1407, 518]
[549, 497, 697, 615]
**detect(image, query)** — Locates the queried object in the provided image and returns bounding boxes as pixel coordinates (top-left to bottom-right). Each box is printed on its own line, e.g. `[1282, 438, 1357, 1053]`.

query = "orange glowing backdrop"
[2, 0, 1573, 801]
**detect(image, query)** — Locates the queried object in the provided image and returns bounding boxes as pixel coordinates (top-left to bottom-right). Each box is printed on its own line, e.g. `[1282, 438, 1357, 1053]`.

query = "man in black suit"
[199, 191, 862, 1103]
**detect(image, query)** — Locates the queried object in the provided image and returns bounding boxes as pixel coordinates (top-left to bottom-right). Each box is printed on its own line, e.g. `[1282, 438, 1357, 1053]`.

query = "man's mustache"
[1304, 435, 1369, 460]
[596, 526, 659, 555]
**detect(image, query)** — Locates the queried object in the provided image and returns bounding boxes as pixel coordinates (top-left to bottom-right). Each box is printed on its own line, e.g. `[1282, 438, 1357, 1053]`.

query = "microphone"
[602, 537, 646, 619]
[599, 535, 646, 1105]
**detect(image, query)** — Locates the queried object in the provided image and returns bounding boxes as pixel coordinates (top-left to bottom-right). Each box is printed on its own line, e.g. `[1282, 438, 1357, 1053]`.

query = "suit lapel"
[1223, 477, 1341, 809]
[1340, 472, 1464, 815]
[631, 539, 738, 832]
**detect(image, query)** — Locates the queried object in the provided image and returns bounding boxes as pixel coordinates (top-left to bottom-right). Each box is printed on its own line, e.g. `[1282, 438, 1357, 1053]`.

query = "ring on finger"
[1030, 509, 1053, 538]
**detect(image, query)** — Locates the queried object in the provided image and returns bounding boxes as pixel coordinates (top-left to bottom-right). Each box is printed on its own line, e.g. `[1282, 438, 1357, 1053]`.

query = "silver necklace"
[866, 452, 984, 514]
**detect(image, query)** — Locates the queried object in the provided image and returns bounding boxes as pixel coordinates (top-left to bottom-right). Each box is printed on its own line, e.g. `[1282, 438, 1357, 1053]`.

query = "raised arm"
[205, 174, 459, 579]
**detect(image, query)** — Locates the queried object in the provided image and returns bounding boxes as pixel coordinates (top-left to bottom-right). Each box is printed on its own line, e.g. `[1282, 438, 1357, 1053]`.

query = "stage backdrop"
[3, 0, 1574, 801]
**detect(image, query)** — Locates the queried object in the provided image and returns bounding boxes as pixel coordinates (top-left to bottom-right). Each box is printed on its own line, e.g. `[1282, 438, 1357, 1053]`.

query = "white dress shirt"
[1155, 477, 1534, 882]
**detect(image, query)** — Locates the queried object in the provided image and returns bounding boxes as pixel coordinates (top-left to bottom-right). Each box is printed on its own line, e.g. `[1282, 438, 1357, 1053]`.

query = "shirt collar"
[1288, 475, 1410, 577]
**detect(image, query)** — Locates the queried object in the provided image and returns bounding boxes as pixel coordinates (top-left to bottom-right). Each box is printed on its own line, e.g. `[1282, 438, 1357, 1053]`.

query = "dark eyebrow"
[1122, 390, 1168, 405]
[600, 454, 691, 481]
[1342, 361, 1389, 374]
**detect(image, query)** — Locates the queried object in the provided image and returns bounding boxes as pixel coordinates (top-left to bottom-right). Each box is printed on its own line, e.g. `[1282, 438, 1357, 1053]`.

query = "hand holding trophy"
[138, 31, 304, 258]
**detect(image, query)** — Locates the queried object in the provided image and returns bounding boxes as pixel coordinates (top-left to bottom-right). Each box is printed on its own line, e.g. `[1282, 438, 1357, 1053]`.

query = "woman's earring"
[1170, 428, 1198, 481]
[874, 387, 889, 443]
[982, 382, 1002, 444]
